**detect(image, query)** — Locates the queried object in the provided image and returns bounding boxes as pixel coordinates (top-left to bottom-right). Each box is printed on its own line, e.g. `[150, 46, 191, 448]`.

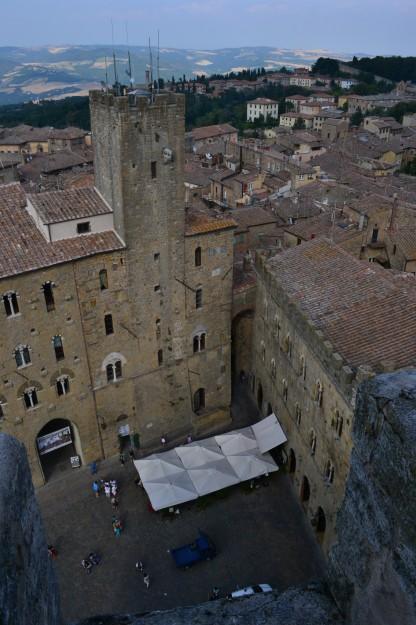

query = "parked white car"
[228, 584, 273, 599]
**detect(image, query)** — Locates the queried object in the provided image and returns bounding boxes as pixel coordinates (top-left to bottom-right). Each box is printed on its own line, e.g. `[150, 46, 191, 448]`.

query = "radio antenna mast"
[125, 22, 134, 87]
[105, 56, 109, 90]
[157, 30, 160, 93]
[149, 37, 154, 100]
[111, 20, 118, 85]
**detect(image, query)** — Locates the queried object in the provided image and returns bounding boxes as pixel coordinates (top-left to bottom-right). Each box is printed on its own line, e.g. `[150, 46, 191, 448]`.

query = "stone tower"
[89, 90, 230, 445]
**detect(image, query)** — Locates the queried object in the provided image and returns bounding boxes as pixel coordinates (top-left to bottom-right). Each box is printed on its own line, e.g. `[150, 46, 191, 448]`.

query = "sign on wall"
[37, 426, 72, 455]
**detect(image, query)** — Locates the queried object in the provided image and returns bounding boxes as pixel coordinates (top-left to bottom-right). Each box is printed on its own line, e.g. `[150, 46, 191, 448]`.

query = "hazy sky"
[0, 0, 413, 55]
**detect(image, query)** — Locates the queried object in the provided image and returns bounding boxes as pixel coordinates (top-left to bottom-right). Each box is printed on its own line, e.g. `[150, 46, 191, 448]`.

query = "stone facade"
[0, 91, 234, 486]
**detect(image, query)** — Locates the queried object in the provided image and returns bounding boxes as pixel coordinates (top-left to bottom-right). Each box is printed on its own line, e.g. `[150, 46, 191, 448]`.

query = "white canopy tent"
[134, 450, 184, 482]
[141, 473, 198, 511]
[215, 427, 258, 456]
[187, 459, 240, 496]
[133, 414, 287, 510]
[175, 440, 224, 469]
[252, 413, 287, 454]
[227, 451, 278, 481]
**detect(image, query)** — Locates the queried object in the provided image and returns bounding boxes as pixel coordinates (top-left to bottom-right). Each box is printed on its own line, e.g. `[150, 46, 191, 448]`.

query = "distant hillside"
[348, 56, 416, 83]
[0, 45, 357, 105]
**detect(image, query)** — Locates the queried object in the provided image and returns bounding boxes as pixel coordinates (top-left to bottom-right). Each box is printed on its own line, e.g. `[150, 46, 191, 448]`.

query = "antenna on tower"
[125, 22, 134, 88]
[111, 20, 119, 86]
[105, 56, 109, 91]
[148, 37, 154, 101]
[157, 30, 160, 94]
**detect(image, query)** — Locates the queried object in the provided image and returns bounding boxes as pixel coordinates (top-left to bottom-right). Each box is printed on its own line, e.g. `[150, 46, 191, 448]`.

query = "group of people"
[92, 478, 119, 509]
[81, 552, 101, 574]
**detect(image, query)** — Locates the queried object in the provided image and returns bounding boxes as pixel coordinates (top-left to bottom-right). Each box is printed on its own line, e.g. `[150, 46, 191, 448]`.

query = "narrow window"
[43, 282, 55, 312]
[325, 460, 335, 484]
[371, 227, 379, 243]
[99, 269, 108, 291]
[193, 387, 205, 413]
[151, 161, 157, 179]
[200, 332, 206, 350]
[77, 221, 91, 234]
[52, 336, 65, 361]
[195, 246, 202, 267]
[158, 349, 163, 366]
[23, 388, 38, 409]
[295, 403, 301, 426]
[310, 430, 317, 455]
[154, 252, 160, 261]
[193, 332, 206, 353]
[156, 318, 161, 339]
[193, 336, 199, 353]
[56, 376, 70, 396]
[195, 288, 202, 309]
[106, 363, 114, 382]
[115, 360, 122, 379]
[3, 292, 19, 317]
[15, 345, 31, 368]
[104, 314, 114, 335]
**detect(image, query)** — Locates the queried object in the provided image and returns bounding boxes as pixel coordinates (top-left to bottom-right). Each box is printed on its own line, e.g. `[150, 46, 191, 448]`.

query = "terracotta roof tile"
[267, 238, 416, 370]
[0, 183, 124, 279]
[28, 187, 112, 224]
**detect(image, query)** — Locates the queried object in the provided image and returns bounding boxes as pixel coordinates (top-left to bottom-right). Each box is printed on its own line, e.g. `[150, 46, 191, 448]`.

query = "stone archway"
[36, 418, 83, 483]
[231, 309, 254, 382]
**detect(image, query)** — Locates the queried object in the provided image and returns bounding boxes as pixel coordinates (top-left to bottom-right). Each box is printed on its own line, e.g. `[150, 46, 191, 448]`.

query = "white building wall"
[49, 213, 114, 241]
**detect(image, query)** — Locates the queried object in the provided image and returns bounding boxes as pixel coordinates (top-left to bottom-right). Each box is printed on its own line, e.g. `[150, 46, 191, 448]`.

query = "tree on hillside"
[311, 57, 340, 77]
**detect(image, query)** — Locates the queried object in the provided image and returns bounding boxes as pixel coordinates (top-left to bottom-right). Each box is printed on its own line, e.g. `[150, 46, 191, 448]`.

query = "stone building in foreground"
[251, 238, 416, 553]
[0, 91, 235, 486]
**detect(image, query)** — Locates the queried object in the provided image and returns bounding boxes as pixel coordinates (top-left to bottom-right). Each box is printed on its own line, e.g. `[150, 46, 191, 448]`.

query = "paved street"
[38, 456, 326, 623]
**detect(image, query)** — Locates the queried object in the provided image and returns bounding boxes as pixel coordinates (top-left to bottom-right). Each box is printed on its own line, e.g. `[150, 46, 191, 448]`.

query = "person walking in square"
[104, 482, 111, 498]
[143, 572, 150, 589]
[92, 480, 100, 498]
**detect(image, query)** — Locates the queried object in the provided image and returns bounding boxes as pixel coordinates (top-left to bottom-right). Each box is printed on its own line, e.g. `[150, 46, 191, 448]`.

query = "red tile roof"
[28, 187, 112, 224]
[267, 238, 416, 370]
[0, 183, 124, 279]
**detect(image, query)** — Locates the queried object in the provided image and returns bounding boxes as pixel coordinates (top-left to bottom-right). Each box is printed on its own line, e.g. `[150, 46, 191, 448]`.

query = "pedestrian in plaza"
[92, 480, 100, 498]
[111, 496, 119, 510]
[143, 572, 150, 589]
[186, 434, 192, 444]
[135, 560, 144, 573]
[48, 545, 58, 559]
[119, 452, 125, 466]
[104, 482, 111, 498]
[89, 461, 98, 475]
[81, 559, 92, 574]
[110, 480, 118, 497]
[160, 436, 167, 446]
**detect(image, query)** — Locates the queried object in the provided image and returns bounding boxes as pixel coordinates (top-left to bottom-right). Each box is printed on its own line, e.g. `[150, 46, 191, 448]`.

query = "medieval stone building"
[0, 91, 235, 486]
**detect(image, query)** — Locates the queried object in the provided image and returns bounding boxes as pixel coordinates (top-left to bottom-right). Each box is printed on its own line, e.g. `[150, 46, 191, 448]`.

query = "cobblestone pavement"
[37, 385, 326, 622]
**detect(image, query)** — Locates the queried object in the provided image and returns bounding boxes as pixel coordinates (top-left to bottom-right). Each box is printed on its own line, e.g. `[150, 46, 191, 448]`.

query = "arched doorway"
[231, 309, 254, 382]
[300, 475, 310, 503]
[289, 448, 296, 474]
[36, 418, 83, 483]
[257, 382, 263, 411]
[316, 506, 326, 534]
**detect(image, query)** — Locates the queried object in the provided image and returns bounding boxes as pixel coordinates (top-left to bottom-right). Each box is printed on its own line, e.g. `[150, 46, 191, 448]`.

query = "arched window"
[193, 388, 205, 413]
[274, 314, 280, 339]
[52, 336, 65, 361]
[310, 429, 317, 455]
[282, 378, 288, 402]
[283, 334, 292, 358]
[195, 287, 203, 309]
[325, 459, 335, 484]
[334, 410, 343, 438]
[299, 354, 306, 380]
[295, 402, 301, 426]
[288, 448, 296, 474]
[42, 281, 55, 312]
[99, 269, 108, 291]
[193, 332, 206, 353]
[56, 375, 70, 396]
[106, 360, 122, 382]
[313, 380, 323, 406]
[271, 359, 276, 379]
[195, 246, 202, 267]
[23, 387, 38, 409]
[15, 345, 31, 368]
[3, 291, 19, 317]
[104, 314, 114, 335]
[301, 475, 310, 503]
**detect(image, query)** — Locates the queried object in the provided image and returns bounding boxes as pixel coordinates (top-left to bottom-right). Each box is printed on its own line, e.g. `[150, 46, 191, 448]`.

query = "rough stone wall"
[0, 263, 102, 487]
[251, 269, 354, 553]
[0, 433, 61, 625]
[328, 369, 416, 625]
